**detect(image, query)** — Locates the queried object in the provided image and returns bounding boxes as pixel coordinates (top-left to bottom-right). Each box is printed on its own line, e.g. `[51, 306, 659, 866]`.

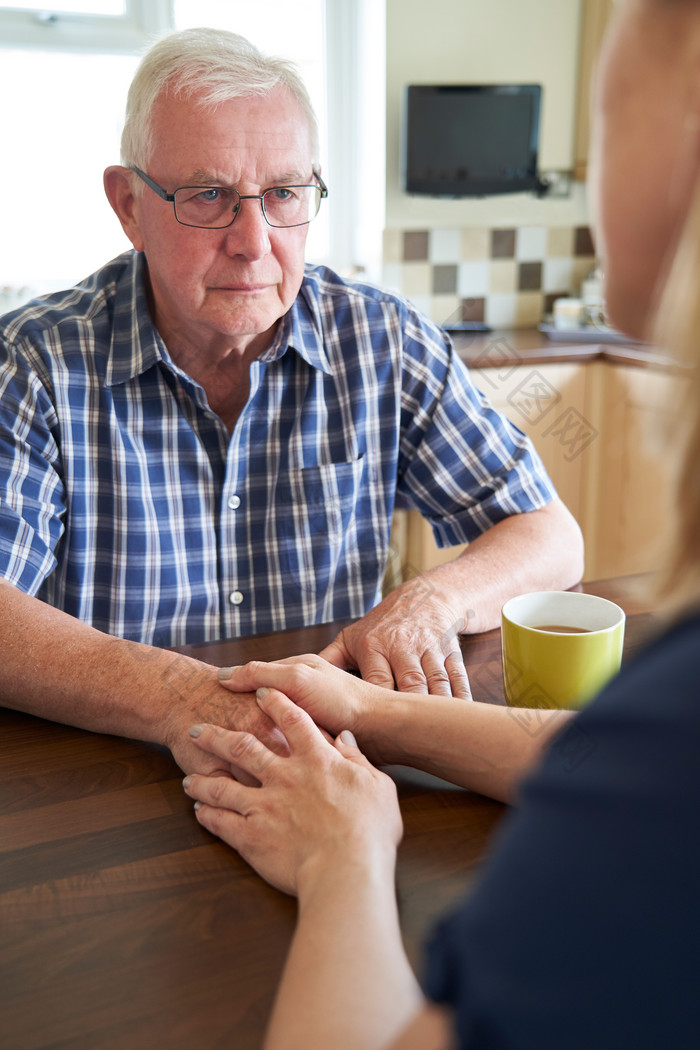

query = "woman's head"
[590, 0, 700, 340]
[120, 27, 320, 171]
[591, 0, 700, 612]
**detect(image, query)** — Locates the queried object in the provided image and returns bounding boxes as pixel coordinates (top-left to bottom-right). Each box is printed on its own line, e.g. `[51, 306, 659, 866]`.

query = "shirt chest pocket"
[273, 455, 385, 593]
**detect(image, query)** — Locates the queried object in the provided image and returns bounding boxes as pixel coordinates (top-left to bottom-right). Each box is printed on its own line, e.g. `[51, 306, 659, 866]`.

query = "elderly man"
[0, 28, 582, 774]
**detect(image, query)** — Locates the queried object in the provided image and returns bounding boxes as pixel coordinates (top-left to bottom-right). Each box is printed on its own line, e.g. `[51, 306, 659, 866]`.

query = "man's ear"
[103, 166, 145, 252]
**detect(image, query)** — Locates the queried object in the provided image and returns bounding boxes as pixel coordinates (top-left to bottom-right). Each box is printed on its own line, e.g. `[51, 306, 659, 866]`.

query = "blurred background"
[0, 0, 594, 319]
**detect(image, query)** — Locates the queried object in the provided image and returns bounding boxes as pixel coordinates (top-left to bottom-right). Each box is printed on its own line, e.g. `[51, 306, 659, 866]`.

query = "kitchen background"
[9, 0, 675, 588]
[379, 0, 600, 329]
[0, 0, 604, 320]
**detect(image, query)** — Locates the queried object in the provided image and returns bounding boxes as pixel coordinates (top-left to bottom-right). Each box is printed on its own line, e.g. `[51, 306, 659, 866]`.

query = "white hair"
[121, 26, 320, 169]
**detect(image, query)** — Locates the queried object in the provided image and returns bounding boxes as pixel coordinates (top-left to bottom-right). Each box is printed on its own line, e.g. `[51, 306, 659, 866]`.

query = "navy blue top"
[425, 611, 700, 1048]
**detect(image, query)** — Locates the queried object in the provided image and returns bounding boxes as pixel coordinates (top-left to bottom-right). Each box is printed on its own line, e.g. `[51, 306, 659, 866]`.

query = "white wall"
[385, 0, 588, 230]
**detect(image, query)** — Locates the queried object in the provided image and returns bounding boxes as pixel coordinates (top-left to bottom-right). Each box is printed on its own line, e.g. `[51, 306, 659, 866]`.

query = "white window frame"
[0, 0, 173, 52]
[324, 0, 385, 278]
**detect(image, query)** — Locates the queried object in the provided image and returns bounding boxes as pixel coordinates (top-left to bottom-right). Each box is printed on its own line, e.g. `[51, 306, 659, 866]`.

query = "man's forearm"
[423, 498, 584, 635]
[0, 580, 272, 772]
[0, 580, 211, 738]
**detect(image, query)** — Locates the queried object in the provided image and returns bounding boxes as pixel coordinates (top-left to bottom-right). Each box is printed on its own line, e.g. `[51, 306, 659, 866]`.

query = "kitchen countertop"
[450, 327, 680, 372]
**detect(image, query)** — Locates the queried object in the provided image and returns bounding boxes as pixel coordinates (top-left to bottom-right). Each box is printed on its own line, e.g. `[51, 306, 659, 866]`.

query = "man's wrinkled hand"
[162, 667, 289, 777]
[318, 576, 472, 699]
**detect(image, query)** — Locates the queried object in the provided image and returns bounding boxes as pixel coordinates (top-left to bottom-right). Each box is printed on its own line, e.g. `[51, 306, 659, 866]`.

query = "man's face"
[126, 86, 314, 359]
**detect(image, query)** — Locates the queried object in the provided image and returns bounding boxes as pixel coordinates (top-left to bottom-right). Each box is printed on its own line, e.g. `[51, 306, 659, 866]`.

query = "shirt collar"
[105, 254, 333, 385]
[105, 253, 167, 387]
[256, 270, 333, 375]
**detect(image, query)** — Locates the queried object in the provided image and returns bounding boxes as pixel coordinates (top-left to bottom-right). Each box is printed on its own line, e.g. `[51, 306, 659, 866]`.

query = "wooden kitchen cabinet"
[584, 361, 684, 579]
[397, 353, 686, 584]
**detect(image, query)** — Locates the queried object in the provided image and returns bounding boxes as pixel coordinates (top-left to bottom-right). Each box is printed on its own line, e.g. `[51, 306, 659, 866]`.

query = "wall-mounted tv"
[403, 84, 544, 197]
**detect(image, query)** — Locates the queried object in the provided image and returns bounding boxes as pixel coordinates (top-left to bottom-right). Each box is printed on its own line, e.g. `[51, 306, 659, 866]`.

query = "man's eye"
[195, 188, 222, 204]
[177, 187, 223, 206]
[268, 187, 296, 202]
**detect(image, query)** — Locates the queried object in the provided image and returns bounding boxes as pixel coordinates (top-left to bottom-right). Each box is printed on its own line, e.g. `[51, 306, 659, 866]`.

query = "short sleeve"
[0, 332, 65, 592]
[396, 311, 556, 546]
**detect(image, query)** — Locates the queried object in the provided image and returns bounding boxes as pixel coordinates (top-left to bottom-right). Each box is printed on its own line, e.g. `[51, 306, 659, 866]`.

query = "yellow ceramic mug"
[501, 591, 626, 710]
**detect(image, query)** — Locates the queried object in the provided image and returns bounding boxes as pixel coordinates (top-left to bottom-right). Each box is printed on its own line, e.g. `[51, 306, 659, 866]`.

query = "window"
[0, 0, 169, 52]
[0, 0, 358, 308]
[5, 1, 125, 12]
[0, 47, 139, 301]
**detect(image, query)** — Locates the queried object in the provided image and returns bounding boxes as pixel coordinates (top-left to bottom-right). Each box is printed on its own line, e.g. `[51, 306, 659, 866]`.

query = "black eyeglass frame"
[130, 166, 328, 229]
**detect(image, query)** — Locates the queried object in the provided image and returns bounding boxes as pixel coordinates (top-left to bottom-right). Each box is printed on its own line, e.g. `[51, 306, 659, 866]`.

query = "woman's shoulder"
[423, 610, 700, 1049]
[529, 609, 700, 801]
[576, 607, 700, 739]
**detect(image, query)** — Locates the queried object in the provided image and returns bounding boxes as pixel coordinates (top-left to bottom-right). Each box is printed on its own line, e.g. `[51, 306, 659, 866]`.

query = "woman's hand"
[216, 654, 395, 763]
[182, 687, 403, 896]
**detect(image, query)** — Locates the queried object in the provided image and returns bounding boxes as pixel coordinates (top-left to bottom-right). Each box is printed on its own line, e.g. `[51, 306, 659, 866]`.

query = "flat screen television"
[403, 84, 544, 197]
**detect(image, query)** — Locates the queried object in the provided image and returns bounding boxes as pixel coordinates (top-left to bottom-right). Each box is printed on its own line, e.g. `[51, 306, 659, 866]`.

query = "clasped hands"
[181, 579, 472, 890]
[183, 672, 403, 895]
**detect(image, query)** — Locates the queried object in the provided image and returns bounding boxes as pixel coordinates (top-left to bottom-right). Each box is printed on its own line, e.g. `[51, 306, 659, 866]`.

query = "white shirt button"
[227, 494, 241, 510]
[229, 590, 244, 606]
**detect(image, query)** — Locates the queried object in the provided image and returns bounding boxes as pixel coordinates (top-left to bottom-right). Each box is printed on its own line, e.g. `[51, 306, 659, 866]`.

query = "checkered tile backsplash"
[381, 225, 597, 329]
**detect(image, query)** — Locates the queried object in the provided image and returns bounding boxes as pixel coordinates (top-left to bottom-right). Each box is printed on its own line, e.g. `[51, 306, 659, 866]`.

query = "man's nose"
[223, 196, 271, 258]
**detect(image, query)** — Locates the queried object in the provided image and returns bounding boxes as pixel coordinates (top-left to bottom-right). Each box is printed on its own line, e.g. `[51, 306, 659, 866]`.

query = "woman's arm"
[218, 657, 572, 803]
[183, 691, 448, 1050]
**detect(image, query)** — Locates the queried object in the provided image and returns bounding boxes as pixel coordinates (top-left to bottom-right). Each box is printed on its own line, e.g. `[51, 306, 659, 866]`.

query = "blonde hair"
[121, 27, 320, 170]
[652, 176, 700, 618]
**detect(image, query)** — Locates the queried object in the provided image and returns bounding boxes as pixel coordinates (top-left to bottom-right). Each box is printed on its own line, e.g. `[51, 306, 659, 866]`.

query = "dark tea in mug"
[533, 625, 592, 633]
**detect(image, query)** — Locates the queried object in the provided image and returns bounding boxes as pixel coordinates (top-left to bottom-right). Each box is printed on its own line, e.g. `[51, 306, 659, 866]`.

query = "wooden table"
[0, 577, 656, 1050]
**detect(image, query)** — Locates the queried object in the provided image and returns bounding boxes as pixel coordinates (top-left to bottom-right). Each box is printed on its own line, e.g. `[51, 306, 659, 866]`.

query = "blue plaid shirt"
[0, 251, 555, 646]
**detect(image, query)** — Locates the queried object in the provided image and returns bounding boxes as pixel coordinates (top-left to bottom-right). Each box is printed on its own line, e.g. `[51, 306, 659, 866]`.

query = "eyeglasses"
[130, 166, 328, 230]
